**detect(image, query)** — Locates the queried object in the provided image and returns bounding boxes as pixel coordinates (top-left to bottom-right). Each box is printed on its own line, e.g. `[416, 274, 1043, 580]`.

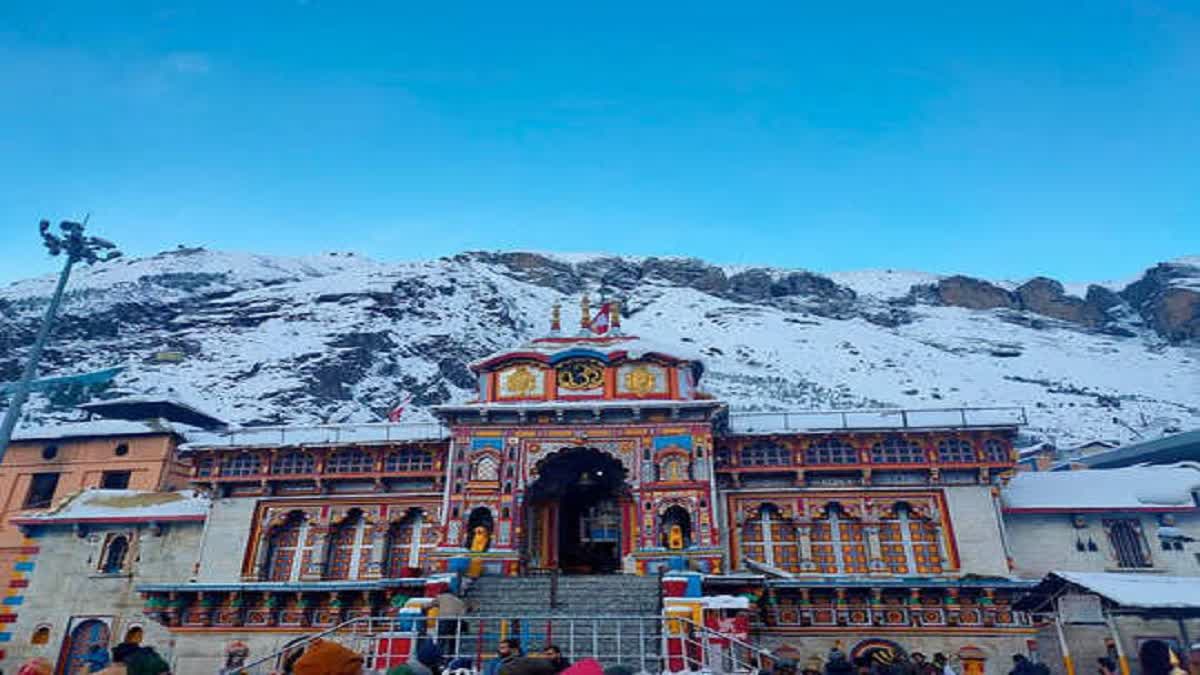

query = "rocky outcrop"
[1014, 277, 1106, 327]
[929, 276, 1017, 310]
[1122, 261, 1200, 342]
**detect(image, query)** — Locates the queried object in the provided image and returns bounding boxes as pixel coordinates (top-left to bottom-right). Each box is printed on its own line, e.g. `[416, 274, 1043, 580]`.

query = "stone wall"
[1006, 511, 1200, 578]
[194, 496, 259, 582]
[0, 520, 202, 673]
[757, 631, 1032, 675]
[943, 486, 1010, 576]
[1034, 616, 1200, 675]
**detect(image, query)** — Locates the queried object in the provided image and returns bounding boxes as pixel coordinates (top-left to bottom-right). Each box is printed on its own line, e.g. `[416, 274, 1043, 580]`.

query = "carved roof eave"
[432, 399, 724, 422]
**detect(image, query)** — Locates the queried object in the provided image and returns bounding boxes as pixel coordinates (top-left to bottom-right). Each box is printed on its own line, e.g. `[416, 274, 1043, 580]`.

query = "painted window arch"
[878, 503, 944, 574]
[325, 509, 371, 580]
[221, 453, 262, 476]
[386, 508, 434, 576]
[470, 454, 500, 481]
[31, 625, 50, 645]
[101, 534, 130, 574]
[65, 620, 110, 675]
[936, 439, 976, 463]
[982, 439, 1010, 462]
[870, 436, 926, 464]
[658, 454, 690, 482]
[810, 502, 867, 574]
[805, 438, 858, 464]
[264, 511, 308, 581]
[272, 451, 315, 475]
[740, 504, 800, 572]
[660, 505, 692, 548]
[327, 449, 373, 474]
[386, 448, 434, 472]
[739, 441, 790, 466]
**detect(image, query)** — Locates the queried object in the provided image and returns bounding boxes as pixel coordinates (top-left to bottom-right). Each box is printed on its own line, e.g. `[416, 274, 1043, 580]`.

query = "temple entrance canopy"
[431, 297, 725, 576]
[527, 448, 628, 574]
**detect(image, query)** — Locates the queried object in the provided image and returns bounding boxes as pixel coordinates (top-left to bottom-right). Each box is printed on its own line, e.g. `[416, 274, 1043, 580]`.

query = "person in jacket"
[291, 639, 364, 675]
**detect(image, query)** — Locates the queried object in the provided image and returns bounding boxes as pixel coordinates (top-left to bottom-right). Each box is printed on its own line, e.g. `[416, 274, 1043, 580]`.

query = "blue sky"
[1, 2, 1197, 286]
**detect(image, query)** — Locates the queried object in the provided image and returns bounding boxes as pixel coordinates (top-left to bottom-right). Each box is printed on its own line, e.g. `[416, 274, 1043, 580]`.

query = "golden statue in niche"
[624, 365, 656, 395]
[668, 524, 685, 550]
[504, 365, 539, 397]
[469, 525, 490, 552]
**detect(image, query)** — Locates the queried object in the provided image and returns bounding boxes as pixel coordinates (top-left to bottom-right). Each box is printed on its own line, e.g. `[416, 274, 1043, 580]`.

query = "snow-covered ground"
[1, 248, 1197, 447]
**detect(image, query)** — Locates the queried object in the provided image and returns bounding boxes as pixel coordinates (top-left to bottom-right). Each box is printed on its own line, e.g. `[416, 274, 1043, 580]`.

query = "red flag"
[387, 395, 412, 422]
[590, 303, 610, 334]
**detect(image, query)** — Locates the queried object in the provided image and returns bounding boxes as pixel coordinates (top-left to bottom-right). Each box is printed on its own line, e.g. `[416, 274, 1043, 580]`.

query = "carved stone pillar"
[302, 525, 329, 581]
[251, 530, 272, 581]
[931, 522, 950, 569]
[367, 524, 389, 579]
[865, 525, 887, 573]
[797, 524, 817, 572]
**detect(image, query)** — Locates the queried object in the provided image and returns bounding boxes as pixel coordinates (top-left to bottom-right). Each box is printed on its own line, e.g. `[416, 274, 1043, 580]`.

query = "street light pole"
[0, 219, 121, 462]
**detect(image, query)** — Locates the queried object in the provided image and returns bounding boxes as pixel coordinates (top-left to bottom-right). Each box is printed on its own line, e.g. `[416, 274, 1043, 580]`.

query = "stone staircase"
[456, 574, 663, 667]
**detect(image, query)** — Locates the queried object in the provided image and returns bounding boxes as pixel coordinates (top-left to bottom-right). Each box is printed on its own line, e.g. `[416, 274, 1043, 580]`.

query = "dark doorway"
[527, 448, 627, 574]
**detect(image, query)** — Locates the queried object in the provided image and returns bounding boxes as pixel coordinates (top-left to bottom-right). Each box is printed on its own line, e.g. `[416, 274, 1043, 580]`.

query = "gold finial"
[550, 303, 561, 332]
[580, 294, 591, 330]
[609, 299, 621, 330]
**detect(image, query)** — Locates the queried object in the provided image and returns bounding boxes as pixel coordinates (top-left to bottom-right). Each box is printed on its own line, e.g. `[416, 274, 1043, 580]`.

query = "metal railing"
[183, 421, 450, 449]
[728, 406, 1027, 434]
[223, 613, 772, 675]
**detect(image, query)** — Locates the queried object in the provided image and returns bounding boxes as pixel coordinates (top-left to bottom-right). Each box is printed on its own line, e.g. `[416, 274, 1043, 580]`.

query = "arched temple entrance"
[526, 447, 629, 574]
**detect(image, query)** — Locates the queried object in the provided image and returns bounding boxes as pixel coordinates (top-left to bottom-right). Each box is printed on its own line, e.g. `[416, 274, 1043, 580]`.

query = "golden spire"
[580, 294, 591, 330]
[609, 299, 621, 332]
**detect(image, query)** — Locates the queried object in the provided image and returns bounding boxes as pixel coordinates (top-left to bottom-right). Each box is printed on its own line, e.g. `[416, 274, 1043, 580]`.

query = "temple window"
[221, 453, 262, 477]
[327, 448, 373, 474]
[878, 503, 943, 574]
[805, 438, 858, 465]
[471, 454, 500, 481]
[264, 511, 308, 582]
[24, 472, 60, 509]
[31, 625, 50, 645]
[740, 504, 799, 572]
[1104, 518, 1152, 569]
[385, 508, 429, 576]
[739, 441, 790, 466]
[936, 439, 976, 463]
[983, 439, 1010, 462]
[386, 448, 434, 472]
[195, 457, 214, 477]
[324, 509, 370, 580]
[810, 503, 867, 574]
[658, 455, 690, 482]
[869, 436, 926, 464]
[101, 534, 130, 574]
[101, 470, 131, 489]
[272, 451, 315, 475]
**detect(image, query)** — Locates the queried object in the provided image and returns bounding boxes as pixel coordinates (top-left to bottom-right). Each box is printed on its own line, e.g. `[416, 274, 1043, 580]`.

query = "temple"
[2, 298, 1089, 674]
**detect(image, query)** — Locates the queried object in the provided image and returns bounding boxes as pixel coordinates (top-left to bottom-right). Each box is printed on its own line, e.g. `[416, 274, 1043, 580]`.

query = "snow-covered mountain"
[1, 247, 1197, 448]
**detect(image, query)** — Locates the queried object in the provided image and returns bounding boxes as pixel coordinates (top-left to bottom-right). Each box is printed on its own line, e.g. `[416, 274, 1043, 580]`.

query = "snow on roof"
[11, 419, 184, 442]
[728, 406, 1025, 434]
[470, 334, 704, 371]
[80, 395, 226, 429]
[180, 422, 449, 450]
[1049, 571, 1200, 609]
[1002, 465, 1200, 512]
[12, 489, 209, 524]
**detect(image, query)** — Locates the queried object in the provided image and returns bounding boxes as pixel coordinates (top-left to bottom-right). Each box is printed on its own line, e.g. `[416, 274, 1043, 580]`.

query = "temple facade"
[2, 301, 1050, 674]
